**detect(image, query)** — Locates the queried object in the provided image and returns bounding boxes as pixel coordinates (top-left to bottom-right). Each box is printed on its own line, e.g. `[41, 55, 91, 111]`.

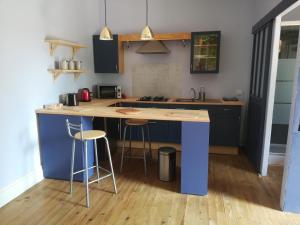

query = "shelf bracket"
[49, 43, 58, 56]
[73, 72, 81, 80]
[72, 47, 79, 58]
[52, 71, 61, 80]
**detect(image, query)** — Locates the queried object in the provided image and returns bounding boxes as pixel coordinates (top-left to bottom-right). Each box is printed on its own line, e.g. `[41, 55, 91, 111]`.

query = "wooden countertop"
[36, 98, 242, 123]
[105, 97, 244, 106]
[122, 97, 244, 106]
[36, 105, 209, 123]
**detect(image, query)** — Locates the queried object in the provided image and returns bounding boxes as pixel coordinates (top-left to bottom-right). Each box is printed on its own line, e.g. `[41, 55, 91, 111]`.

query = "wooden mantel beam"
[119, 32, 191, 42]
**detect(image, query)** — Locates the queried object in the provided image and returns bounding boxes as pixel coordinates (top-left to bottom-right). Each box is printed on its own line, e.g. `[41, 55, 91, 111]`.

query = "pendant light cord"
[146, 0, 148, 25]
[104, 0, 107, 26]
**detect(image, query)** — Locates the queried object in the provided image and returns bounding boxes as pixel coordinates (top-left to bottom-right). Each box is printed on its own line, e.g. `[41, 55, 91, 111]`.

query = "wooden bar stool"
[66, 119, 117, 208]
[120, 119, 152, 175]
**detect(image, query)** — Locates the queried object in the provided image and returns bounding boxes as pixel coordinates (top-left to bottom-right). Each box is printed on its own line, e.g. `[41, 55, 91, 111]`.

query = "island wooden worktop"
[36, 99, 210, 123]
[36, 98, 218, 196]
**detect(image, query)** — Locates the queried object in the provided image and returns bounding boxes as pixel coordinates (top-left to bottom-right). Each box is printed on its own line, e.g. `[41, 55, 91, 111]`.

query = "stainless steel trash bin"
[158, 147, 176, 181]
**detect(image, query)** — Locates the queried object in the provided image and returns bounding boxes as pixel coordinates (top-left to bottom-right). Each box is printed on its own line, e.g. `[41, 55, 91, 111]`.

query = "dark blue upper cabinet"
[190, 31, 221, 74]
[93, 35, 119, 73]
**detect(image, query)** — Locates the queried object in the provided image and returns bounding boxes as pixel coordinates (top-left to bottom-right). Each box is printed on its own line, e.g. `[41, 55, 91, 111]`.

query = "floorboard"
[0, 153, 299, 225]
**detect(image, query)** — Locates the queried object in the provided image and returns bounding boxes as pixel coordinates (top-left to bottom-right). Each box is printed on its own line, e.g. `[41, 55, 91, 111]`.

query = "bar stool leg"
[104, 137, 118, 194]
[146, 124, 152, 160]
[141, 126, 147, 176]
[94, 139, 100, 183]
[120, 125, 128, 172]
[70, 139, 76, 195]
[84, 141, 90, 208]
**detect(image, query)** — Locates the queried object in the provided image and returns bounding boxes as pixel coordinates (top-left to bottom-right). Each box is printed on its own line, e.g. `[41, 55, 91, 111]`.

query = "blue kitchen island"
[36, 99, 210, 195]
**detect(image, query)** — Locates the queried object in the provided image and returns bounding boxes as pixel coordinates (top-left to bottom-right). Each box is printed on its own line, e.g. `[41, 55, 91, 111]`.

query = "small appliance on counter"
[78, 88, 92, 102]
[59, 93, 79, 106]
[97, 85, 121, 99]
[59, 93, 68, 105]
[65, 93, 78, 106]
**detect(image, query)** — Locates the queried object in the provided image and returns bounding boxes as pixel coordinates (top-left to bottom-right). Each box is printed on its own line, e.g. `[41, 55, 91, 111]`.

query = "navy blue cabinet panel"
[93, 35, 119, 73]
[93, 117, 119, 161]
[111, 102, 241, 147]
[38, 115, 94, 181]
[120, 102, 137, 108]
[168, 121, 182, 143]
[211, 106, 241, 146]
[148, 120, 169, 142]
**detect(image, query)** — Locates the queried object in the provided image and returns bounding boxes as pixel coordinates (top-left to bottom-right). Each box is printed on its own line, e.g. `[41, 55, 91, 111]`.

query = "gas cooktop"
[138, 96, 169, 102]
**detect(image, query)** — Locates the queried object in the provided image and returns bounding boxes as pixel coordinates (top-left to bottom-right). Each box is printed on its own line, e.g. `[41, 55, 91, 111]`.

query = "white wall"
[0, 0, 100, 199]
[91, 0, 255, 101]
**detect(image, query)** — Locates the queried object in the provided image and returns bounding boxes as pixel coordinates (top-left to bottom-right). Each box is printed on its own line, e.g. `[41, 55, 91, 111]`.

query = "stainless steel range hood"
[136, 40, 170, 54]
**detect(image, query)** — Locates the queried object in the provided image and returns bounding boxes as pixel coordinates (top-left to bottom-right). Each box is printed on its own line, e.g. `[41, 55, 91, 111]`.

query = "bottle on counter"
[199, 86, 206, 102]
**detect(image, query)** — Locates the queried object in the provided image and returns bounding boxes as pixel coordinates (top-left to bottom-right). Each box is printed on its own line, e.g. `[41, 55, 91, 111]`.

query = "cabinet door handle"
[116, 64, 118, 72]
[223, 108, 232, 111]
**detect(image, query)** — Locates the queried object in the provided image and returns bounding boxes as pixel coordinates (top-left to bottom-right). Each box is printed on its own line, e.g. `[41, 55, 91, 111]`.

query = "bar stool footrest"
[88, 173, 112, 185]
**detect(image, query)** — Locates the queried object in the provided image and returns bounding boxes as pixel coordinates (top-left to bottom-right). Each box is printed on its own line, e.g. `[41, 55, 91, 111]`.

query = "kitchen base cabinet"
[111, 101, 241, 153]
[37, 114, 94, 181]
[93, 117, 119, 162]
[212, 111, 240, 146]
[186, 105, 241, 147]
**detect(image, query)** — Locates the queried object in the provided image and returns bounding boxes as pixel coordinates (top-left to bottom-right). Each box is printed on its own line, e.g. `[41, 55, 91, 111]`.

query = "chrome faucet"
[190, 88, 197, 101]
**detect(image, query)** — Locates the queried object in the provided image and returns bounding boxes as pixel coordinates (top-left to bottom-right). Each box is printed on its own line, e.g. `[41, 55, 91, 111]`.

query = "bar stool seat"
[125, 119, 148, 126]
[74, 130, 106, 140]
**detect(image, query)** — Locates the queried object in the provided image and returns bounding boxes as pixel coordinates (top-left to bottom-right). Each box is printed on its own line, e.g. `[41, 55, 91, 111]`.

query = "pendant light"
[100, 0, 113, 40]
[141, 0, 154, 40]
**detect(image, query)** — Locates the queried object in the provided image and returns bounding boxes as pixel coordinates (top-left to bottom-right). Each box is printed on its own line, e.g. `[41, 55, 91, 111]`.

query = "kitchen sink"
[175, 98, 223, 103]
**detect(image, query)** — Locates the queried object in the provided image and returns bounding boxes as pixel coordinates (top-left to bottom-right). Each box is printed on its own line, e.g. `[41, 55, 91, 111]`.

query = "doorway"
[270, 25, 300, 164]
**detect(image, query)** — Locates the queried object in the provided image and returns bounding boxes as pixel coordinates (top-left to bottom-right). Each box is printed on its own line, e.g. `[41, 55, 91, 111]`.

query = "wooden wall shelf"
[45, 39, 87, 57]
[48, 69, 87, 80]
[119, 32, 191, 42]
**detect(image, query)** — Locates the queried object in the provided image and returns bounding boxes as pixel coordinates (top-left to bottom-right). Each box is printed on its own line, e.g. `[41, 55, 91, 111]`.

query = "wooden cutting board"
[116, 108, 141, 115]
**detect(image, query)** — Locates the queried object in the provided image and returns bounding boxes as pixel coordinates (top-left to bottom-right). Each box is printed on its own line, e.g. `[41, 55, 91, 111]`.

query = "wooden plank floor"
[1, 153, 300, 225]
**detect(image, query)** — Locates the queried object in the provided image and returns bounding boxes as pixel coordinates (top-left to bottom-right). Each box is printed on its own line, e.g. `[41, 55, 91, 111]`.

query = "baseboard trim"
[0, 167, 44, 208]
[269, 152, 285, 165]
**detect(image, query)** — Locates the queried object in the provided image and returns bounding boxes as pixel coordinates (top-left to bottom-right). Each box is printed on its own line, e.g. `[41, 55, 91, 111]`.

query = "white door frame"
[260, 0, 300, 176]
[280, 26, 300, 211]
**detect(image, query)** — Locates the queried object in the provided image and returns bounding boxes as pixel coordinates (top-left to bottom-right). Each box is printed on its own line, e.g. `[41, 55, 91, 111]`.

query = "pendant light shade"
[141, 25, 154, 40]
[141, 0, 154, 40]
[100, 0, 113, 40]
[100, 26, 113, 41]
